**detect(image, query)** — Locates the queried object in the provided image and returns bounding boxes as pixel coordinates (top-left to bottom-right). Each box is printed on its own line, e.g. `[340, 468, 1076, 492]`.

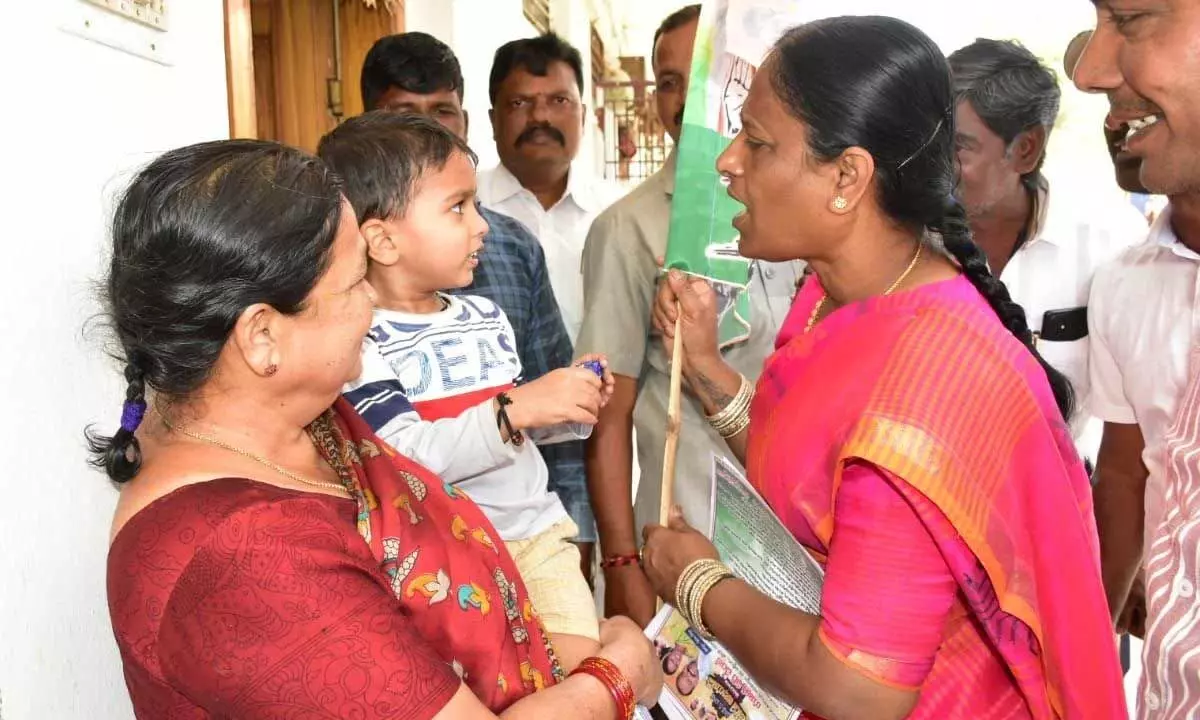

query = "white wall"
[406, 0, 538, 171]
[405, 0, 608, 176]
[0, 2, 231, 718]
[549, 0, 602, 175]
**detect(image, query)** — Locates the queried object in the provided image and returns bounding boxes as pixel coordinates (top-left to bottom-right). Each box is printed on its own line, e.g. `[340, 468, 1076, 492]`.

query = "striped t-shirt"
[343, 293, 566, 541]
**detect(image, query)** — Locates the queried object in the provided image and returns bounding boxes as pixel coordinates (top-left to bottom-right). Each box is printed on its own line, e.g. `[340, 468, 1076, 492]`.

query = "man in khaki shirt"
[575, 4, 800, 625]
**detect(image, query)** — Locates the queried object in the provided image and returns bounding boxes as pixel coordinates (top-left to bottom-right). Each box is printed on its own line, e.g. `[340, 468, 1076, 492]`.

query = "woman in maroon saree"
[93, 140, 659, 719]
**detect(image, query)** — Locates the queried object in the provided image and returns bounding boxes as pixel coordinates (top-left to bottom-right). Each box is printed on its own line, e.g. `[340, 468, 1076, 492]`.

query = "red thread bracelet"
[570, 656, 635, 719]
[600, 553, 641, 568]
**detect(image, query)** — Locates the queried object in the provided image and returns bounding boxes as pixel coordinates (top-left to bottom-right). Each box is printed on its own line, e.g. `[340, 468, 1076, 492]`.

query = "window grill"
[596, 80, 672, 184]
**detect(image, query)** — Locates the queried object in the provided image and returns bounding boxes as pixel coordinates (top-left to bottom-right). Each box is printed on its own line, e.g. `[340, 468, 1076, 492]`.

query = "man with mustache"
[947, 39, 1143, 464]
[478, 34, 621, 346]
[1074, 2, 1200, 717]
[575, 5, 801, 625]
[359, 32, 593, 581]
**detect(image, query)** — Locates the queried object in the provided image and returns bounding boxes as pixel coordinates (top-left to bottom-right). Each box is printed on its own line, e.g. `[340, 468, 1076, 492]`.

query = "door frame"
[225, 0, 257, 138]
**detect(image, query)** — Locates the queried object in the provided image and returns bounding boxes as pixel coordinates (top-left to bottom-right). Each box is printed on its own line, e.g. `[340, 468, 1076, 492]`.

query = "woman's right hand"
[504, 366, 603, 430]
[652, 269, 723, 377]
[596, 616, 664, 705]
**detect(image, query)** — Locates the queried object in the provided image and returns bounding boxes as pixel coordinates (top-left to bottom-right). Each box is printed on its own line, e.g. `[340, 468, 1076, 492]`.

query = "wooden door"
[225, 0, 405, 149]
[339, 0, 404, 118]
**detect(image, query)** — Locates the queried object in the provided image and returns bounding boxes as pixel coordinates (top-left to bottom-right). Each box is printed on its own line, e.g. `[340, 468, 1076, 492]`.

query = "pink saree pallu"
[748, 275, 1125, 719]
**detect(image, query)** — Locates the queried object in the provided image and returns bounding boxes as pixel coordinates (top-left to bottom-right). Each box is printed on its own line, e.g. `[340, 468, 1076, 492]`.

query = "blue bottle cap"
[580, 359, 604, 376]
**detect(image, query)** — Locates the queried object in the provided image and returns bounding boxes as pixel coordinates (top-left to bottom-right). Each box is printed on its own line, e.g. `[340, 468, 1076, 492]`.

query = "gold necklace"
[806, 242, 924, 333]
[159, 411, 350, 496]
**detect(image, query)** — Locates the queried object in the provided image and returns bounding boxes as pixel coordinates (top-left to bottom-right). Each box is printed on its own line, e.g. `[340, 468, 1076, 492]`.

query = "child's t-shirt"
[343, 293, 567, 541]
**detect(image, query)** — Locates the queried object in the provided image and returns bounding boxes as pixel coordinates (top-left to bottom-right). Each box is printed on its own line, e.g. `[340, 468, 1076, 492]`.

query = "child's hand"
[575, 353, 615, 408]
[506, 365, 603, 430]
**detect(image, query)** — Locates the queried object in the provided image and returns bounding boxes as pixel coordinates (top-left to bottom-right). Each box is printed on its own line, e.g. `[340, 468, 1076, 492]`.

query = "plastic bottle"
[524, 360, 605, 446]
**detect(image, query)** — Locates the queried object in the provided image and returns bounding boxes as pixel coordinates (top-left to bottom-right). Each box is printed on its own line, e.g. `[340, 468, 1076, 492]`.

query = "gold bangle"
[720, 384, 753, 434]
[700, 374, 748, 429]
[675, 559, 733, 638]
[710, 384, 749, 432]
[674, 559, 713, 618]
[685, 563, 726, 636]
[674, 559, 714, 619]
[716, 400, 752, 438]
[690, 569, 731, 638]
[690, 566, 734, 638]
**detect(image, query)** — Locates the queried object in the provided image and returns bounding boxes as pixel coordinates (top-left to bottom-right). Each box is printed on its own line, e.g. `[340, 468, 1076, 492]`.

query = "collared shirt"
[448, 204, 592, 541]
[478, 163, 623, 343]
[576, 152, 802, 532]
[1000, 177, 1146, 455]
[1090, 204, 1200, 544]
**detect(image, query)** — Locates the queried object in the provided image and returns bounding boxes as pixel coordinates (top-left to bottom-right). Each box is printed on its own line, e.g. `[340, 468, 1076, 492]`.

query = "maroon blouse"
[107, 478, 459, 719]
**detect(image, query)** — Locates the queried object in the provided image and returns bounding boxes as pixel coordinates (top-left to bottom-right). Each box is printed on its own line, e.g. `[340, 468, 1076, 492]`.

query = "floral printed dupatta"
[309, 398, 562, 711]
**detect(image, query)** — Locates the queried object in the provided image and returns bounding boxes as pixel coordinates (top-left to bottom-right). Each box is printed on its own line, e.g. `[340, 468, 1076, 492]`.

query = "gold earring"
[833, 196, 848, 211]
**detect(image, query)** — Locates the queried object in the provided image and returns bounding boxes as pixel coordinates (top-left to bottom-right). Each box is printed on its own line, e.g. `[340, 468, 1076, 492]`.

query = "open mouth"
[1125, 114, 1160, 144]
[1110, 111, 1163, 152]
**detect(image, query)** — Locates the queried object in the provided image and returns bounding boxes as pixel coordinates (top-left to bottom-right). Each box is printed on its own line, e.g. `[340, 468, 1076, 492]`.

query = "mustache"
[1111, 101, 1162, 117]
[515, 124, 565, 147]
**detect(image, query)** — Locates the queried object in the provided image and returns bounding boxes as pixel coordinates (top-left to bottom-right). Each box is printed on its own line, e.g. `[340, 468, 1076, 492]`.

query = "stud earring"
[264, 364, 278, 377]
[832, 196, 849, 211]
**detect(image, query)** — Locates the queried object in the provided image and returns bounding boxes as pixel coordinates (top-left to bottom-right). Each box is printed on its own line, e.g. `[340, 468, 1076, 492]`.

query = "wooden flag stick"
[656, 308, 686, 613]
[660, 307, 685, 527]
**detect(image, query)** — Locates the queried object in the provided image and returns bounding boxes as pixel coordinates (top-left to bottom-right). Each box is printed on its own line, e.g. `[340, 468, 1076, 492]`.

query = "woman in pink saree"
[638, 16, 1126, 720]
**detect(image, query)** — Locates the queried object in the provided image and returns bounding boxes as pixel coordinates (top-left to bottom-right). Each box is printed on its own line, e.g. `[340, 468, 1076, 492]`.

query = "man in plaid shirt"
[359, 32, 594, 575]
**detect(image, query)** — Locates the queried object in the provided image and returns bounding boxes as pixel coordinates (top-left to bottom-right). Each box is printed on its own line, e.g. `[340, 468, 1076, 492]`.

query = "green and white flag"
[665, 0, 810, 347]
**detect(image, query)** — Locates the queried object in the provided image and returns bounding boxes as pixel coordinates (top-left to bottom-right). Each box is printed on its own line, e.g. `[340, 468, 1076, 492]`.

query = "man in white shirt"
[949, 38, 1144, 459]
[478, 33, 621, 343]
[1065, 25, 1157, 659]
[1074, 2, 1200, 717]
[1087, 207, 1199, 599]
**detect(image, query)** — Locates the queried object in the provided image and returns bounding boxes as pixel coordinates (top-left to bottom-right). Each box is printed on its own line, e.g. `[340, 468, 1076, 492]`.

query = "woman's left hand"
[641, 506, 721, 607]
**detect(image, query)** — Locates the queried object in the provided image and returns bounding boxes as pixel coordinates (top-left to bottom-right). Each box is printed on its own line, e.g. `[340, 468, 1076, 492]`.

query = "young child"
[318, 112, 608, 670]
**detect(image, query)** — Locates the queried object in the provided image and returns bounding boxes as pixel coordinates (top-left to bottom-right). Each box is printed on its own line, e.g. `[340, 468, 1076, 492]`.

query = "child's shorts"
[504, 518, 600, 641]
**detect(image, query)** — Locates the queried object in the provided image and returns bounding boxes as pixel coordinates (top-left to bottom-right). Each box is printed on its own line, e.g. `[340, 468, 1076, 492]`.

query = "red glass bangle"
[600, 553, 640, 568]
[570, 656, 635, 720]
